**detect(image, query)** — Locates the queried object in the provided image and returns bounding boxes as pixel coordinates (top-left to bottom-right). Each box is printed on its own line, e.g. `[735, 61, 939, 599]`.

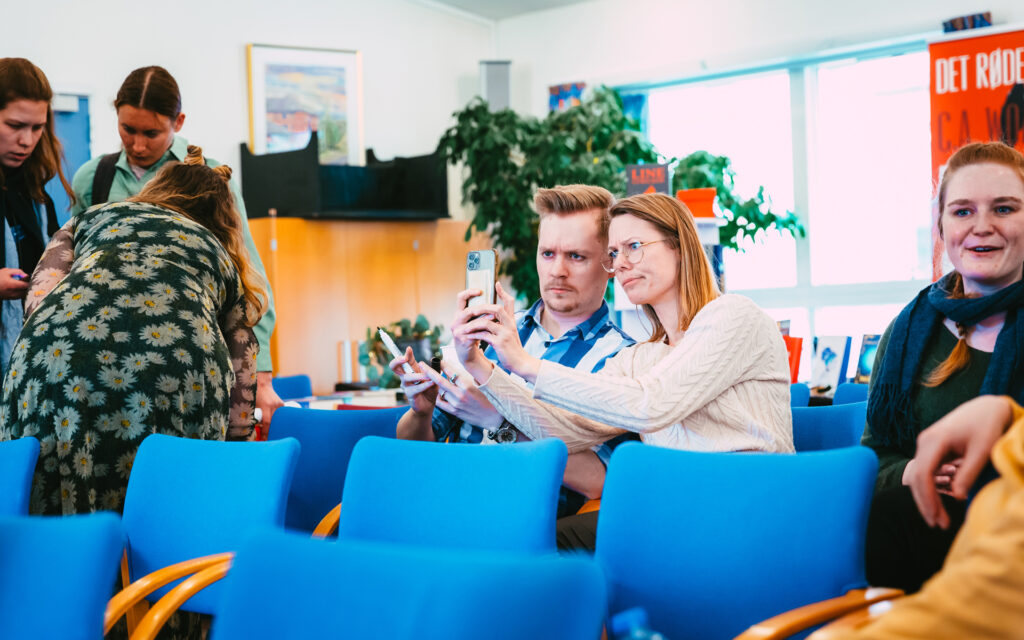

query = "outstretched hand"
[908, 395, 1014, 529]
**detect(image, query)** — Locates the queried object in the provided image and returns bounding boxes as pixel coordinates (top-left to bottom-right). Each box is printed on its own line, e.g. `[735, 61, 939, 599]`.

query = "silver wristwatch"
[488, 419, 518, 444]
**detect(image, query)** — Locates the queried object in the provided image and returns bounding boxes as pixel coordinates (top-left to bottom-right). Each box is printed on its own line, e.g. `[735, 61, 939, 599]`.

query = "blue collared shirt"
[431, 300, 634, 516]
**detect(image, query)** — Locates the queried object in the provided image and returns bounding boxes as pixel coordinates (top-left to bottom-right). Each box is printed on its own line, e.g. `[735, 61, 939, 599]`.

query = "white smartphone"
[466, 250, 498, 309]
[378, 327, 415, 374]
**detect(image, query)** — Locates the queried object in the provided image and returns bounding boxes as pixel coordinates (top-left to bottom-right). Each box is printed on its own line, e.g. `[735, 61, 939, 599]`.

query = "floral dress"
[0, 201, 258, 516]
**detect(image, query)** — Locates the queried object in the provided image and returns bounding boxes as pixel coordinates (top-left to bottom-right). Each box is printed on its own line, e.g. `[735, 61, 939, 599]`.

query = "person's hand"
[389, 346, 437, 417]
[0, 268, 29, 300]
[901, 457, 962, 496]
[256, 371, 285, 434]
[421, 364, 503, 430]
[450, 288, 493, 368]
[455, 282, 542, 383]
[908, 395, 1014, 529]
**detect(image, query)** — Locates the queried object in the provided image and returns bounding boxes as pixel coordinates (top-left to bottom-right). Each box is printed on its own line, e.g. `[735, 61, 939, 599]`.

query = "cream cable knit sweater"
[479, 294, 794, 454]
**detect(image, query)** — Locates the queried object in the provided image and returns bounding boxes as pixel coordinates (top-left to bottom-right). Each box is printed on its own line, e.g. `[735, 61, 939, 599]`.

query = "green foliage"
[671, 151, 805, 251]
[358, 314, 443, 389]
[439, 87, 658, 301]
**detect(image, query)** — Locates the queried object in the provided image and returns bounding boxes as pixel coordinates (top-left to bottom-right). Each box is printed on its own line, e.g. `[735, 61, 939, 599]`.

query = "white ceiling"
[428, 0, 593, 21]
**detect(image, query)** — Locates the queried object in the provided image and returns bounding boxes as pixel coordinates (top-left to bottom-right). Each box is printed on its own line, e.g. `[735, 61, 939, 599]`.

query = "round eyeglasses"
[602, 239, 668, 273]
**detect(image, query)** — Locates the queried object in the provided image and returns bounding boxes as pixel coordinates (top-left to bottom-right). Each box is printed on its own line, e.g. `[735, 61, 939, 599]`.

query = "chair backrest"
[267, 406, 406, 532]
[271, 374, 313, 400]
[789, 382, 810, 407]
[0, 437, 39, 515]
[121, 434, 300, 614]
[0, 513, 122, 639]
[595, 444, 877, 640]
[833, 382, 869, 405]
[211, 531, 606, 640]
[337, 436, 567, 554]
[791, 401, 867, 452]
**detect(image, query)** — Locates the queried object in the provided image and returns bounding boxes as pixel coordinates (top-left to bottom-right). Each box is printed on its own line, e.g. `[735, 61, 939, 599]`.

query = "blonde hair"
[926, 142, 1024, 387]
[610, 193, 719, 343]
[128, 145, 268, 325]
[535, 184, 614, 243]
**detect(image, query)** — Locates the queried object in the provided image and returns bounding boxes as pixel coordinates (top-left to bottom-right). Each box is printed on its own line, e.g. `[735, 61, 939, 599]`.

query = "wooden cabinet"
[249, 217, 490, 394]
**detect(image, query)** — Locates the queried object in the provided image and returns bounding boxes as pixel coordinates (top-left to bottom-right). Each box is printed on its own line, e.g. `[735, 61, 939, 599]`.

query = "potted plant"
[358, 315, 444, 389]
[671, 150, 804, 250]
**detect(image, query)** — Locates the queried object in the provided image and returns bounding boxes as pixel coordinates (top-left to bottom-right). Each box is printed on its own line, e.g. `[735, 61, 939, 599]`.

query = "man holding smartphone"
[393, 184, 634, 519]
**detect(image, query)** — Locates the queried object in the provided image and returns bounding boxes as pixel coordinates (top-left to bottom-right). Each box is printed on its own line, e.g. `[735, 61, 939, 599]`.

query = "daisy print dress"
[0, 201, 259, 515]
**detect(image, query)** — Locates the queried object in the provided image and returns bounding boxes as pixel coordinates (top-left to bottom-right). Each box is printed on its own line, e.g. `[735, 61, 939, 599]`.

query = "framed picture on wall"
[246, 44, 365, 165]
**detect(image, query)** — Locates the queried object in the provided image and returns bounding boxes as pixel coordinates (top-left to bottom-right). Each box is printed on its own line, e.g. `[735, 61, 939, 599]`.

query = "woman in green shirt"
[863, 141, 1024, 593]
[71, 66, 283, 429]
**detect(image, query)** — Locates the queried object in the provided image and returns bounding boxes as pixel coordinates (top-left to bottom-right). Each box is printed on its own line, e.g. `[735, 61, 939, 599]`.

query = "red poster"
[929, 30, 1024, 277]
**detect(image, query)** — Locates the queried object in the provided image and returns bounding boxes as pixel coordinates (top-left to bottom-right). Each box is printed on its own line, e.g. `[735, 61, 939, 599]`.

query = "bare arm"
[562, 450, 606, 500]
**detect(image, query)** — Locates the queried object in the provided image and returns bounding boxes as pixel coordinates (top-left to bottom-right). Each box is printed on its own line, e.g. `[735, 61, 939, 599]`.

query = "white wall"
[7, 0, 494, 176]
[496, 0, 1024, 115]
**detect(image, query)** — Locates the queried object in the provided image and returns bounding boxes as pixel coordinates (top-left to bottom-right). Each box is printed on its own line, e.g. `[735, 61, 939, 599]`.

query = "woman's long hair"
[0, 58, 74, 204]
[926, 141, 1024, 386]
[129, 145, 268, 326]
[610, 193, 719, 343]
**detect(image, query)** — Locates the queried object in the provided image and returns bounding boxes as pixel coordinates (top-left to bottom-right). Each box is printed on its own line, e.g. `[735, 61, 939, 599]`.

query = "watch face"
[494, 426, 517, 443]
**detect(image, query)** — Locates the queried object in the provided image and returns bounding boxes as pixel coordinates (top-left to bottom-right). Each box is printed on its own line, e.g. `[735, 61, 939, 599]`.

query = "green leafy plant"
[358, 314, 443, 389]
[672, 150, 805, 250]
[439, 86, 659, 302]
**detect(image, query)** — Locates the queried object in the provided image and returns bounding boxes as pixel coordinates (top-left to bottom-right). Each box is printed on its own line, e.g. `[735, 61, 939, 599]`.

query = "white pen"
[378, 327, 416, 374]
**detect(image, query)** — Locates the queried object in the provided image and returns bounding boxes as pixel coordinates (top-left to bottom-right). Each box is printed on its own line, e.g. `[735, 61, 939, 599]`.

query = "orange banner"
[929, 30, 1024, 277]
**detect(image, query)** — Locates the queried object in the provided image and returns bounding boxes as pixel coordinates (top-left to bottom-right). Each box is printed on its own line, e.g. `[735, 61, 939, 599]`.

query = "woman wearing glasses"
[441, 192, 793, 546]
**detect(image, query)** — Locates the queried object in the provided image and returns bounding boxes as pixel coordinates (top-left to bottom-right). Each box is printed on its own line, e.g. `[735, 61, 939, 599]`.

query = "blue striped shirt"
[430, 300, 634, 516]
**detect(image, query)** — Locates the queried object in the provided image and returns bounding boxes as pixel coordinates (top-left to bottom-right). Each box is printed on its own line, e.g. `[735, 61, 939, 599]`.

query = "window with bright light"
[809, 52, 933, 285]
[647, 72, 797, 290]
[641, 45, 933, 383]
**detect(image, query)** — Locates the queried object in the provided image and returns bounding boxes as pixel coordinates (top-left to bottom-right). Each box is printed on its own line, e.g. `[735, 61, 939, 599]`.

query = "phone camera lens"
[468, 254, 479, 269]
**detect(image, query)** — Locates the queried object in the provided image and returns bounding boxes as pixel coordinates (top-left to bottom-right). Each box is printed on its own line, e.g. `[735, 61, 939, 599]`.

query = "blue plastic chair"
[833, 382, 869, 405]
[334, 436, 567, 554]
[790, 383, 810, 407]
[267, 406, 406, 532]
[0, 437, 39, 515]
[271, 374, 313, 400]
[211, 531, 606, 640]
[116, 434, 300, 621]
[0, 513, 122, 640]
[595, 444, 878, 640]
[791, 401, 867, 452]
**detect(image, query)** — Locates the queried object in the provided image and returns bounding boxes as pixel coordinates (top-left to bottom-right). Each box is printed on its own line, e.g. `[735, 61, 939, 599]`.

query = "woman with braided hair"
[0, 145, 266, 518]
[863, 141, 1024, 593]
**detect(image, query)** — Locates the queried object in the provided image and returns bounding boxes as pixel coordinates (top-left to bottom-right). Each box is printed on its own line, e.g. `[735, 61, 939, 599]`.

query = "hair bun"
[212, 164, 232, 181]
[184, 145, 205, 166]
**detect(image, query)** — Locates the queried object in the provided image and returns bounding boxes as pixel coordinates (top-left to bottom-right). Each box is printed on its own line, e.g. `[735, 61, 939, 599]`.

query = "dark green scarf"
[0, 166, 48, 274]
[866, 271, 1024, 449]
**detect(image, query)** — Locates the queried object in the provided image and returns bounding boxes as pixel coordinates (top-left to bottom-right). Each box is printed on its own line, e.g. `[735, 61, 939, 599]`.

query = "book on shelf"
[809, 335, 852, 397]
[853, 334, 881, 384]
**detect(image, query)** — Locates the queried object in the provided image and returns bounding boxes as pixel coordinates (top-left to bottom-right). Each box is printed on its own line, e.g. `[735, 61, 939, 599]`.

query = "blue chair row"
[1, 406, 879, 640]
[791, 382, 869, 408]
